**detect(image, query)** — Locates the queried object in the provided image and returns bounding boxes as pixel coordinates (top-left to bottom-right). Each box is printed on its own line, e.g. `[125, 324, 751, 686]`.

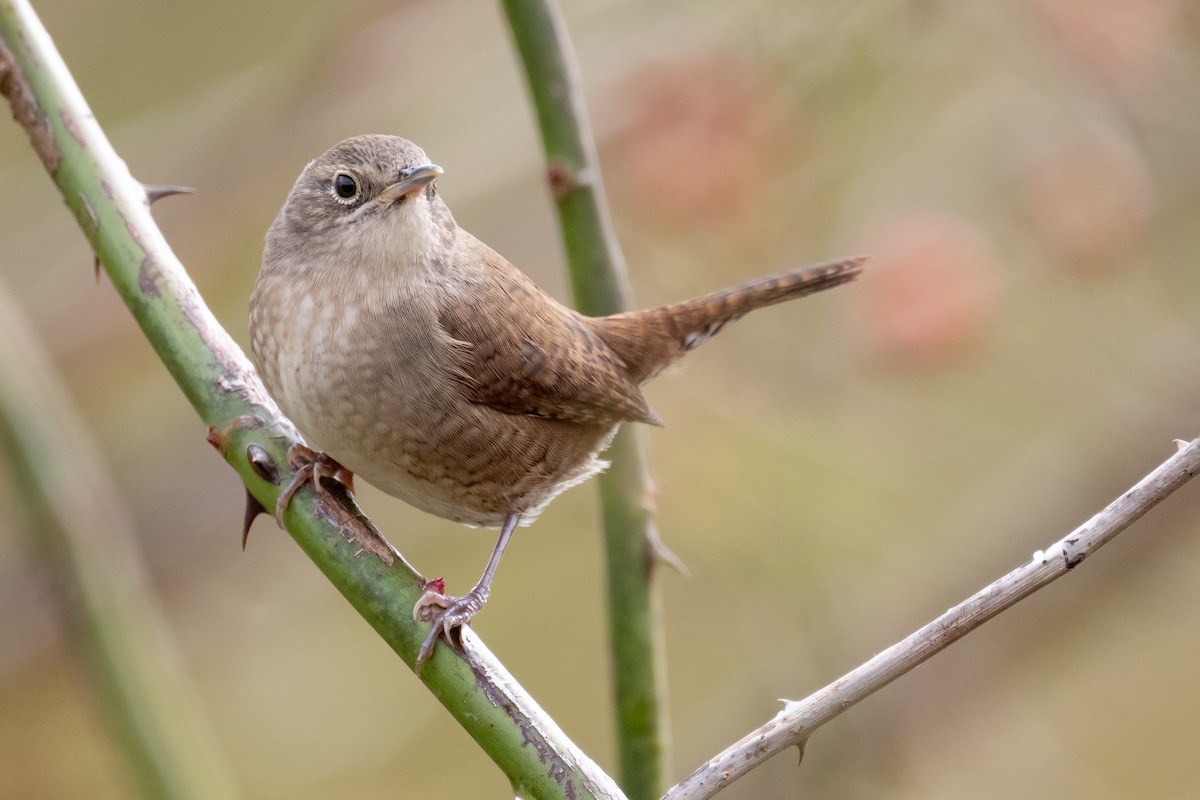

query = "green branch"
[0, 2, 621, 797]
[500, 2, 667, 797]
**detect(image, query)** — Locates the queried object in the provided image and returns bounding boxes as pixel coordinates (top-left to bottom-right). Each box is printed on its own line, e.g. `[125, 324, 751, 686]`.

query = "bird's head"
[262, 134, 457, 284]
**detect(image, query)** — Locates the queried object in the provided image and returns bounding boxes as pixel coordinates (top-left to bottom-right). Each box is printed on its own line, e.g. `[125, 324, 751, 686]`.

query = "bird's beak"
[379, 164, 443, 203]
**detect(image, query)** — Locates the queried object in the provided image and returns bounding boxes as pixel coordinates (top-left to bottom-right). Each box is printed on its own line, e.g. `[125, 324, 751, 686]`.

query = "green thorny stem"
[500, 2, 671, 798]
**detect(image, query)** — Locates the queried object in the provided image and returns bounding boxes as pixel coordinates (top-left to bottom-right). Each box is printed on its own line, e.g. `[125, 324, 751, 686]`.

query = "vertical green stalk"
[500, 2, 666, 797]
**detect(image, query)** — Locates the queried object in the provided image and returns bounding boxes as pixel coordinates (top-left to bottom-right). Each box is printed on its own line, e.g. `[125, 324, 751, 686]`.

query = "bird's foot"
[275, 444, 354, 526]
[413, 582, 489, 672]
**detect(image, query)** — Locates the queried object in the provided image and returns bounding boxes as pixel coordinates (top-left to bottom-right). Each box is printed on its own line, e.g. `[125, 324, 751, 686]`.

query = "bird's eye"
[332, 171, 360, 203]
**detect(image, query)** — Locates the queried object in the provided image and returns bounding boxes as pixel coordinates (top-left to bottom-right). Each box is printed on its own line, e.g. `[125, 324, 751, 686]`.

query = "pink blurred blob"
[604, 50, 793, 226]
[1030, 0, 1180, 84]
[856, 214, 1001, 368]
[1026, 132, 1153, 274]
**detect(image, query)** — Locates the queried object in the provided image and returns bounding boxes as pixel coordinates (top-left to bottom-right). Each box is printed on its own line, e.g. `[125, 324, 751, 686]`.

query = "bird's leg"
[274, 443, 355, 526]
[414, 511, 520, 671]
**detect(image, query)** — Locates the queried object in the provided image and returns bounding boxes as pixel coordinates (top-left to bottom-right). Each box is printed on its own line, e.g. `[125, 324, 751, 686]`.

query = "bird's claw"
[413, 586, 488, 672]
[274, 444, 354, 526]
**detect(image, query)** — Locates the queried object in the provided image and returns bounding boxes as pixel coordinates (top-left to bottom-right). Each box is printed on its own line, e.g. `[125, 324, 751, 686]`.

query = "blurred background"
[3, 0, 1200, 797]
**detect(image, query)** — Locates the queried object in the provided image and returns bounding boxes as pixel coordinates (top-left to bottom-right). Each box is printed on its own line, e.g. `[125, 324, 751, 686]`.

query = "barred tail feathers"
[589, 255, 865, 384]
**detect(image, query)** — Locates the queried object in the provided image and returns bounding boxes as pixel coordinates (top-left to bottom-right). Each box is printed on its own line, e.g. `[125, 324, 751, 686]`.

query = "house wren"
[249, 134, 863, 667]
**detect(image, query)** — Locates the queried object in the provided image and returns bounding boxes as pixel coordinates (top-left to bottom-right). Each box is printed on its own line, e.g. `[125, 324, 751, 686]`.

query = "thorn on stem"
[247, 443, 279, 484]
[204, 425, 226, 453]
[645, 522, 689, 577]
[243, 490, 266, 549]
[143, 184, 194, 205]
[546, 161, 592, 200]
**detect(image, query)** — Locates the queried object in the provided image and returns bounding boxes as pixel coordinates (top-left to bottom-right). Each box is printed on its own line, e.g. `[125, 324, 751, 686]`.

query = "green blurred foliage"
[3, 0, 1200, 797]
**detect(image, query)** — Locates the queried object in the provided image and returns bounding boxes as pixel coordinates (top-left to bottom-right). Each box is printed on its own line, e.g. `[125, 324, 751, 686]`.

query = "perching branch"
[0, 2, 622, 798]
[501, 3, 669, 797]
[663, 438, 1200, 800]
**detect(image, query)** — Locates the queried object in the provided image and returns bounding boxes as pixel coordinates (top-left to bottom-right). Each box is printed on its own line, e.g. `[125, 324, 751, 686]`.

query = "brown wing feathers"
[439, 238, 660, 426]
[443, 245, 862, 426]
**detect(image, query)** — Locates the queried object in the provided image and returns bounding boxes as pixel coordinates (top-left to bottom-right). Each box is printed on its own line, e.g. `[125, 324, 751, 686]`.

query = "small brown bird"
[250, 134, 863, 667]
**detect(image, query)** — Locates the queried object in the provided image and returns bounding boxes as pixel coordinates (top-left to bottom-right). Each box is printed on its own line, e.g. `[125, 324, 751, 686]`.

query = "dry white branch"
[665, 437, 1200, 800]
